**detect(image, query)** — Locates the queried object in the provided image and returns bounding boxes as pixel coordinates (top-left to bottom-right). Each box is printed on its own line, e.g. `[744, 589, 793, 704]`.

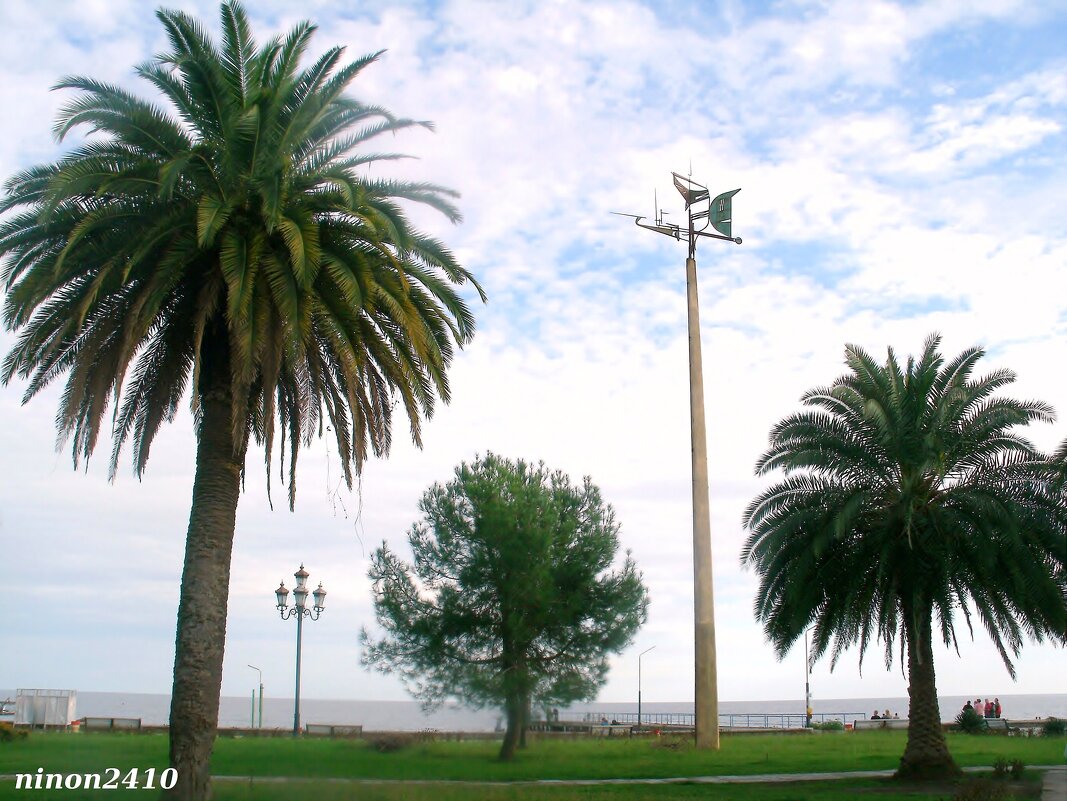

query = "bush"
[991, 758, 1009, 779]
[1010, 759, 1024, 780]
[651, 734, 692, 751]
[952, 778, 1009, 801]
[955, 706, 988, 734]
[0, 723, 28, 743]
[1041, 717, 1065, 737]
[364, 732, 432, 753]
[811, 720, 845, 731]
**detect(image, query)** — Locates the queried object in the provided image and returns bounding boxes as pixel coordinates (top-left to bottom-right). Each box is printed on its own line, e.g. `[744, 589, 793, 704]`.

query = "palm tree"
[742, 334, 1066, 780]
[0, 3, 483, 798]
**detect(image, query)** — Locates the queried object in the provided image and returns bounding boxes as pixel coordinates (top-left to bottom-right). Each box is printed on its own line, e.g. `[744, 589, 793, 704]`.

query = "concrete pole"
[685, 255, 719, 750]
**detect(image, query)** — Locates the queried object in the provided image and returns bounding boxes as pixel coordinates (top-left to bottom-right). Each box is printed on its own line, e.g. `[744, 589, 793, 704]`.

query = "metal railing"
[581, 712, 694, 727]
[576, 711, 868, 729]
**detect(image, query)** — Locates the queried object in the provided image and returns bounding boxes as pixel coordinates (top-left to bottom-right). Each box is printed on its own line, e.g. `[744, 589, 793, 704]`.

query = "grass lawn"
[0, 777, 1045, 801]
[201, 776, 1047, 801]
[0, 730, 1061, 799]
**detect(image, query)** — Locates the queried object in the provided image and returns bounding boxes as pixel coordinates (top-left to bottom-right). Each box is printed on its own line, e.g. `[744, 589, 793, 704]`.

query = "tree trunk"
[498, 691, 523, 761]
[166, 338, 243, 800]
[519, 693, 530, 749]
[897, 606, 960, 780]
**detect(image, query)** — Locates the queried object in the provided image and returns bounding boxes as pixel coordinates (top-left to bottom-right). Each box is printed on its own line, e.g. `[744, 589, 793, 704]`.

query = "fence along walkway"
[571, 711, 869, 729]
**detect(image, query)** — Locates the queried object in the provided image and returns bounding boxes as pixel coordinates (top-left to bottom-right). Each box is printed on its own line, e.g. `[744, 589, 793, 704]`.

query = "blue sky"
[1, 0, 1065, 710]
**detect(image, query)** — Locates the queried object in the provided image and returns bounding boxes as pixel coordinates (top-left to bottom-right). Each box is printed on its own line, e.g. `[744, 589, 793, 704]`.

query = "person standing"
[983, 699, 993, 719]
[994, 698, 1002, 719]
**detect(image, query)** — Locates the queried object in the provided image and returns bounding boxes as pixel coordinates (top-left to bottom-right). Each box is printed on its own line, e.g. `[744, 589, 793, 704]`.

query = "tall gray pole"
[614, 173, 738, 752]
[804, 628, 812, 727]
[638, 645, 656, 729]
[686, 253, 719, 750]
[247, 664, 264, 729]
[293, 612, 303, 736]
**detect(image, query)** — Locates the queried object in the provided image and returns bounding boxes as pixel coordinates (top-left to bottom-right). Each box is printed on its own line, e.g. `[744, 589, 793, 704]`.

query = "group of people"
[870, 709, 899, 720]
[963, 698, 1002, 718]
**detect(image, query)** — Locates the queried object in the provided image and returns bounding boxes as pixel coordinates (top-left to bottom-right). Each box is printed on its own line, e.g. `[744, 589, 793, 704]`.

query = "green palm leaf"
[742, 334, 1066, 780]
[0, 3, 482, 797]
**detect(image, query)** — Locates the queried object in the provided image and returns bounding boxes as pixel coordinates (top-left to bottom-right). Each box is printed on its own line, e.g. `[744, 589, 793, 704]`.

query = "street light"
[247, 664, 263, 729]
[638, 646, 656, 730]
[275, 564, 326, 735]
[615, 173, 741, 750]
[804, 627, 813, 727]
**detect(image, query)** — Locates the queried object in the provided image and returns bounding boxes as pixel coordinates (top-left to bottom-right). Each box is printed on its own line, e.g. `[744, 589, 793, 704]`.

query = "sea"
[3, 689, 1064, 732]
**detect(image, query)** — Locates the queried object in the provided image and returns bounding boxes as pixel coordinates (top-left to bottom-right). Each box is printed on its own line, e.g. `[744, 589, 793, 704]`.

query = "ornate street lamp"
[615, 173, 741, 750]
[275, 564, 326, 735]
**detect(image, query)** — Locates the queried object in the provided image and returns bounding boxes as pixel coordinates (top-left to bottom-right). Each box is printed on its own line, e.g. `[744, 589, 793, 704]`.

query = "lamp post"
[638, 646, 656, 730]
[804, 628, 813, 727]
[615, 173, 741, 749]
[275, 565, 326, 736]
[247, 664, 263, 729]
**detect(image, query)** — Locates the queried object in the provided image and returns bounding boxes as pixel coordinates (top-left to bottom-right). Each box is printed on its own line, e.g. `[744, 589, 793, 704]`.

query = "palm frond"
[742, 334, 1067, 680]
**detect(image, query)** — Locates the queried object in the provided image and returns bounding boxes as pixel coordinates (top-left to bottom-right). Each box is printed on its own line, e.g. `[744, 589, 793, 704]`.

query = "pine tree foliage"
[363, 453, 649, 760]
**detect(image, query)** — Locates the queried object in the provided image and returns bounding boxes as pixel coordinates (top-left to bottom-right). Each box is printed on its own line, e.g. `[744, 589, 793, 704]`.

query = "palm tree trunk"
[167, 339, 243, 800]
[897, 607, 960, 780]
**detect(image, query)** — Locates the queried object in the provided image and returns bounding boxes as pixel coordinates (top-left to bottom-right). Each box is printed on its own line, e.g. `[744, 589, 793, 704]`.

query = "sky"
[1, 0, 1065, 712]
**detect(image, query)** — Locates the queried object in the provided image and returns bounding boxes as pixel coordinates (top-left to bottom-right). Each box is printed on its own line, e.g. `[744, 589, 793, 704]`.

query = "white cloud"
[2, 0, 1065, 714]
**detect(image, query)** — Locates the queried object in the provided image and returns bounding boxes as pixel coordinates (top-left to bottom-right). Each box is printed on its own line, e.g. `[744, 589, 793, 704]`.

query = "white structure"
[15, 689, 76, 727]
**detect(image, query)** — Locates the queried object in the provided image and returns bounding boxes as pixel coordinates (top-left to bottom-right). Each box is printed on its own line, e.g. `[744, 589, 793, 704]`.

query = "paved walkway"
[212, 765, 1067, 795]
[1041, 766, 1066, 801]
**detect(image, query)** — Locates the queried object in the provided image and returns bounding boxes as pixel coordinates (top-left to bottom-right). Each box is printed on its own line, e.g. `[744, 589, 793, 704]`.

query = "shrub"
[0, 723, 28, 743]
[1041, 717, 1065, 737]
[651, 734, 692, 751]
[1009, 759, 1024, 780]
[952, 778, 1009, 801]
[364, 732, 432, 753]
[991, 758, 1009, 779]
[955, 706, 988, 734]
[811, 720, 845, 731]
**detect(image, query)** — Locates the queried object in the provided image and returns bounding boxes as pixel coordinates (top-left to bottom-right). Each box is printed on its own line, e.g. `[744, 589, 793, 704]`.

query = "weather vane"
[614, 172, 741, 258]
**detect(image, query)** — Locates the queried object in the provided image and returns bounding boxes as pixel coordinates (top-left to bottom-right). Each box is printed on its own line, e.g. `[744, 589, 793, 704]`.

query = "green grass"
[204, 777, 1042, 801]
[0, 778, 1035, 801]
[3, 731, 1061, 781]
[212, 732, 1066, 781]
[0, 774, 1048, 801]
[0, 730, 1061, 799]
